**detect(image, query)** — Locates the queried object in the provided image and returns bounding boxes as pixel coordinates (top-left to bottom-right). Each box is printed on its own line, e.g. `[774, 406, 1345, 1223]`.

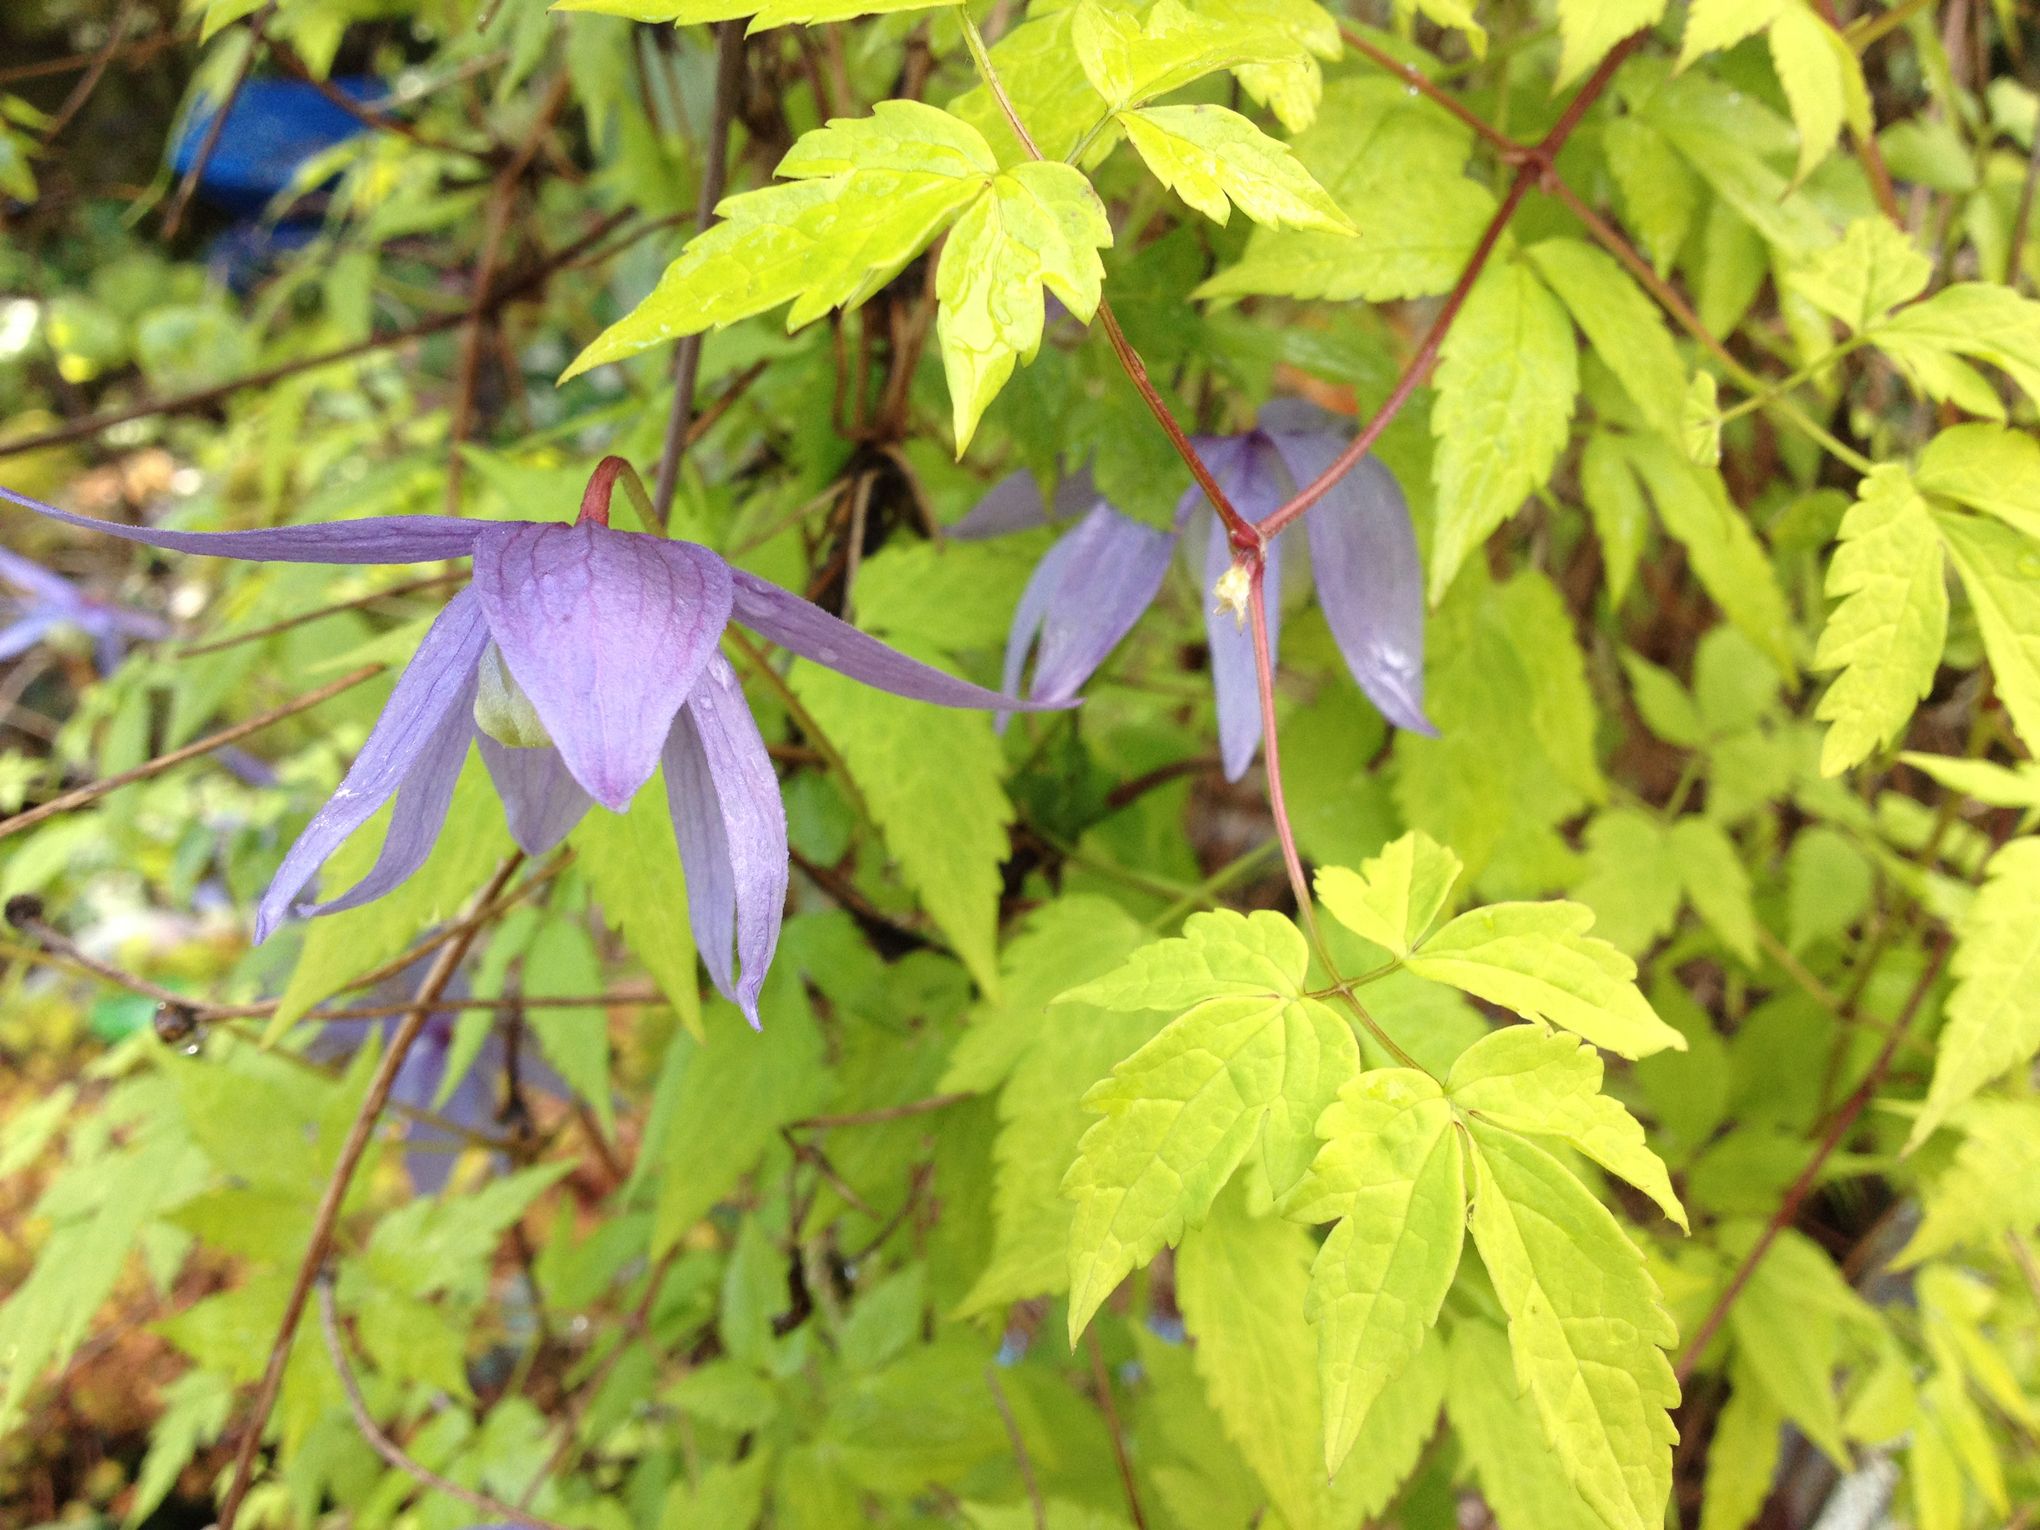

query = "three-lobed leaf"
[1062, 984, 1356, 1340]
[1313, 829, 1462, 959]
[935, 160, 1111, 452]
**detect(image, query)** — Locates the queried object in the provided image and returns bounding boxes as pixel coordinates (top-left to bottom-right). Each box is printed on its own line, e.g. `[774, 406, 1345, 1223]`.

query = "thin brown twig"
[316, 1276, 575, 1530]
[271, 43, 495, 164]
[0, 664, 383, 844]
[1086, 1328, 1148, 1530]
[521, 1244, 683, 1501]
[0, 29, 178, 86]
[37, 0, 139, 148]
[163, 4, 275, 240]
[447, 70, 573, 513]
[0, 209, 635, 462]
[651, 20, 745, 528]
[178, 573, 461, 656]
[1338, 26, 1514, 154]
[787, 1093, 970, 1131]
[1673, 934, 1952, 1387]
[987, 1365, 1048, 1530]
[215, 855, 526, 1530]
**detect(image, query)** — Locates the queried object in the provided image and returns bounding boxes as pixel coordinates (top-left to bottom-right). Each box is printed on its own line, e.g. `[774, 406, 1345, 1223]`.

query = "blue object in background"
[170, 76, 382, 215]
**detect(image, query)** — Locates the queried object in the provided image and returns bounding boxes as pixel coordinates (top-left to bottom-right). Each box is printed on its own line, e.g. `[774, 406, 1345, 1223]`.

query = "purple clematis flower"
[3, 463, 1063, 1024]
[971, 400, 1435, 782]
[0, 542, 168, 675]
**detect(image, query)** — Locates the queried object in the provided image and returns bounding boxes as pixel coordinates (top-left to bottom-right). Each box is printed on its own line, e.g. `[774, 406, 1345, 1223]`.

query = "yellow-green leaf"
[1466, 1122, 1680, 1530]
[1428, 262, 1580, 601]
[1408, 901, 1685, 1058]
[1313, 831, 1462, 960]
[1062, 984, 1357, 1339]
[1933, 506, 2040, 751]
[1908, 836, 2040, 1150]
[564, 102, 994, 378]
[1446, 1024, 1687, 1229]
[1283, 1069, 1464, 1474]
[1119, 104, 1353, 232]
[936, 160, 1111, 453]
[1812, 465, 1948, 776]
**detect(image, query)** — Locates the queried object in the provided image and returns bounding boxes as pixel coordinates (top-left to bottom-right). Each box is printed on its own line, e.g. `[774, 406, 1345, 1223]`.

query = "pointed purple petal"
[0, 612, 59, 662]
[297, 696, 473, 921]
[255, 589, 490, 941]
[0, 543, 81, 604]
[1186, 435, 1288, 782]
[951, 470, 1052, 540]
[663, 656, 787, 1027]
[479, 737, 592, 855]
[1024, 505, 1176, 703]
[729, 569, 1071, 712]
[471, 522, 734, 812]
[999, 529, 1081, 723]
[1264, 424, 1436, 736]
[1, 485, 485, 564]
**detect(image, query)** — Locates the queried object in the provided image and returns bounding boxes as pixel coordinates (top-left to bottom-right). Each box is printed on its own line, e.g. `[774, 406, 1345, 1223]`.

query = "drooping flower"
[971, 400, 1435, 781]
[3, 464, 1062, 1023]
[0, 543, 168, 674]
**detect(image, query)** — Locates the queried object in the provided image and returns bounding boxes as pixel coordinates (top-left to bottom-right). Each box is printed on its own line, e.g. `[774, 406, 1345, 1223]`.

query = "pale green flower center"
[473, 644, 551, 749]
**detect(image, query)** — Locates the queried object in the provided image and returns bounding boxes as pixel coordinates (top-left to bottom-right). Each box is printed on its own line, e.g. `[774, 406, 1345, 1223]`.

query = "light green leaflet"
[1402, 899, 1686, 1058]
[934, 160, 1111, 451]
[1313, 831, 1462, 959]
[1118, 105, 1353, 233]
[1526, 237, 1687, 441]
[1281, 1070, 1463, 1475]
[1446, 1025, 1687, 1230]
[1553, 0, 1665, 87]
[1789, 214, 1931, 333]
[1177, 1187, 1439, 1528]
[1916, 424, 2040, 542]
[1931, 507, 2040, 752]
[561, 101, 1110, 452]
[1196, 75, 1494, 305]
[1071, 0, 1301, 115]
[1284, 1030, 1683, 1505]
[1428, 261, 1580, 602]
[1059, 910, 1358, 1339]
[551, 0, 953, 29]
[1908, 836, 2040, 1150]
[1812, 466, 1947, 777]
[1466, 1123, 1680, 1530]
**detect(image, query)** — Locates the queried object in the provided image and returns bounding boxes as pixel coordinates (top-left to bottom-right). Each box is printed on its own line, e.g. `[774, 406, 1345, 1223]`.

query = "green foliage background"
[2, 0, 2039, 1527]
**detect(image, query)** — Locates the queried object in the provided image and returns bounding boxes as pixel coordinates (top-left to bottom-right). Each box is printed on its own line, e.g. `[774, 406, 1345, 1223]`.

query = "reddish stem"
[1672, 934, 1950, 1386]
[578, 456, 630, 526]
[1245, 567, 1312, 925]
[1255, 32, 1646, 545]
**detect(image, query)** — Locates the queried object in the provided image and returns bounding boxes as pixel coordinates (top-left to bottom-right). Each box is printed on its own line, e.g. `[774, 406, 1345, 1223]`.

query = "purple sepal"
[254, 588, 491, 941]
[1191, 435, 1289, 782]
[471, 522, 733, 811]
[664, 656, 787, 1028]
[1002, 504, 1175, 722]
[1, 484, 484, 564]
[728, 568, 1071, 713]
[1261, 413, 1435, 737]
[478, 737, 592, 856]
